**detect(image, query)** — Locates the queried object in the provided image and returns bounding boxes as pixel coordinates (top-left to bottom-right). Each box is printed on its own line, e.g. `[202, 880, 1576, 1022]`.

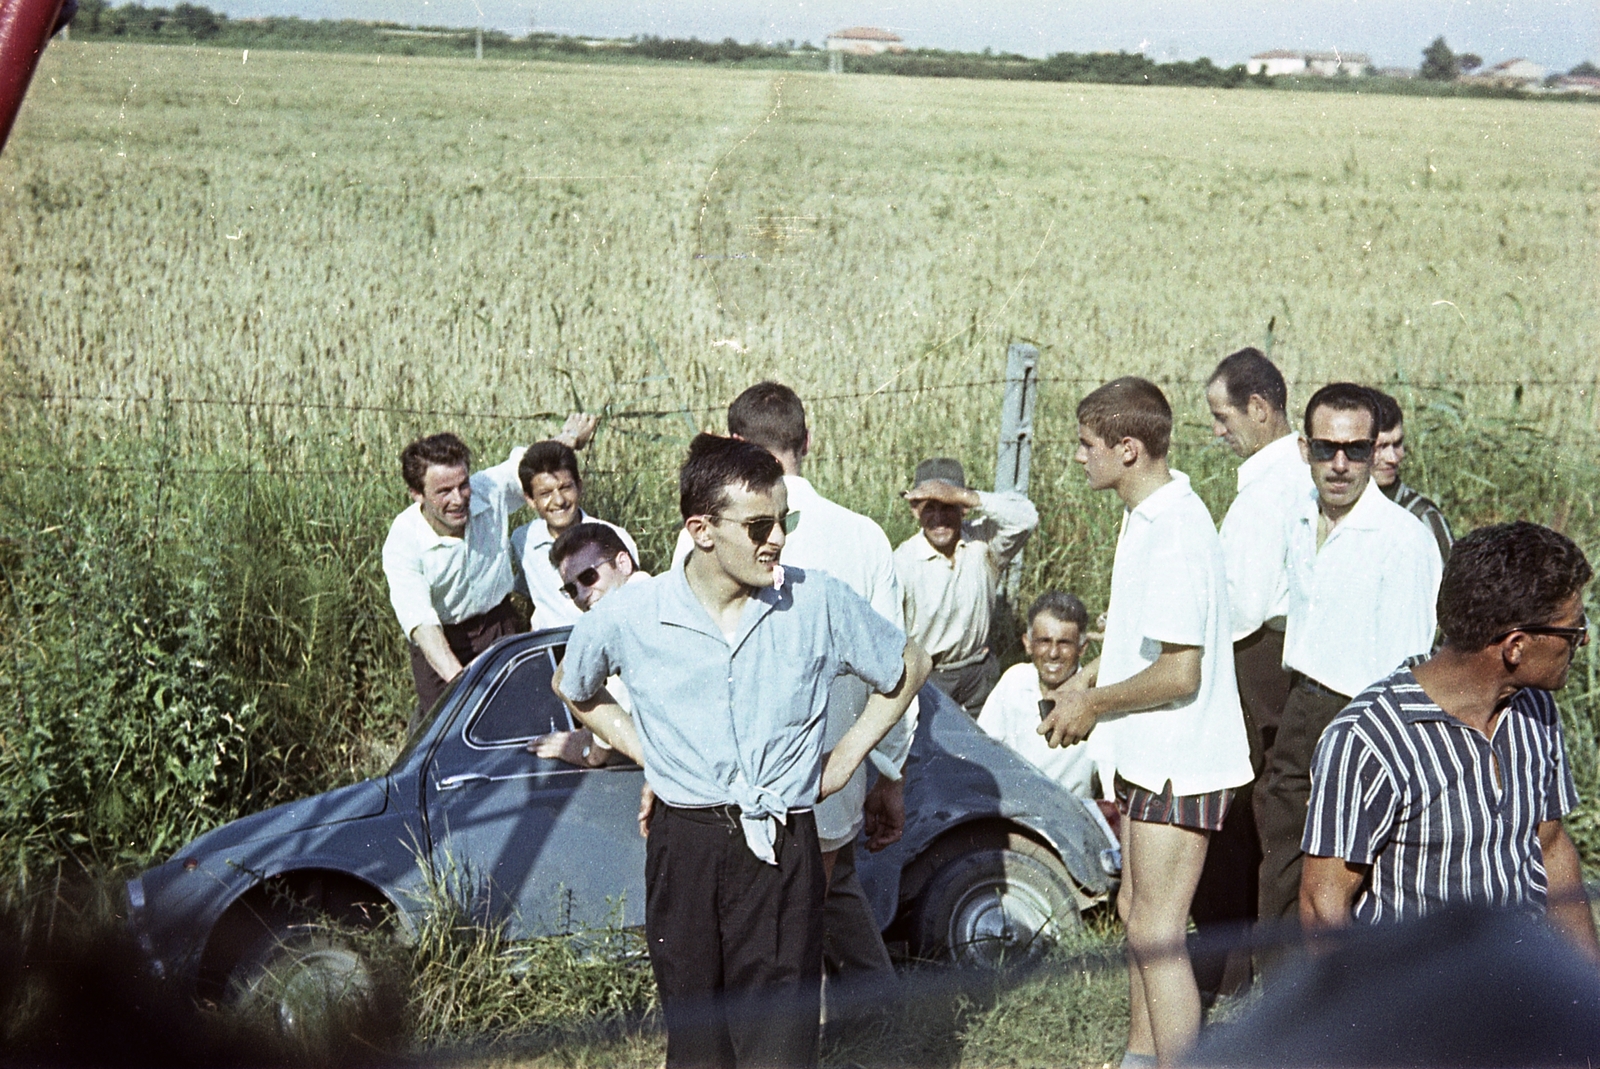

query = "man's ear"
[1501, 635, 1527, 672]
[1245, 394, 1271, 425]
[1020, 629, 1035, 658]
[1298, 435, 1312, 465]
[684, 515, 717, 551]
[410, 488, 426, 505]
[1120, 437, 1142, 466]
[614, 551, 636, 576]
[801, 428, 812, 460]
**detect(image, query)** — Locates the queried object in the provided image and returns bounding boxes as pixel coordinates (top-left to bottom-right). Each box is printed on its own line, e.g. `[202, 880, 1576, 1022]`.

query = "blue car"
[126, 627, 1118, 1016]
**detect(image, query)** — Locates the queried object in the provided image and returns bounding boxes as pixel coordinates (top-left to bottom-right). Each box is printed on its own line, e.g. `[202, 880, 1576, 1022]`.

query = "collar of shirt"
[522, 509, 597, 550]
[1124, 469, 1194, 527]
[659, 556, 785, 654]
[1293, 477, 1389, 540]
[1237, 431, 1303, 492]
[904, 528, 970, 564]
[396, 490, 493, 550]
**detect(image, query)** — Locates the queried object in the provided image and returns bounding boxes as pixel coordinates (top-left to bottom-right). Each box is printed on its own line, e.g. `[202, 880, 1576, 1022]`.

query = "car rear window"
[465, 646, 572, 747]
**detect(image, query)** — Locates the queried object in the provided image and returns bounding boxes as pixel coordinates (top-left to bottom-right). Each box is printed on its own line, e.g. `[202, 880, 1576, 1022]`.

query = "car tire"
[912, 839, 1082, 968]
[226, 921, 379, 1040]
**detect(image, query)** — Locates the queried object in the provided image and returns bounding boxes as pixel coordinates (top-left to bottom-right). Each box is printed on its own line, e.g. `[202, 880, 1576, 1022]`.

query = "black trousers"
[406, 596, 524, 733]
[928, 650, 1001, 716]
[1254, 676, 1351, 933]
[646, 803, 825, 1069]
[1189, 628, 1292, 996]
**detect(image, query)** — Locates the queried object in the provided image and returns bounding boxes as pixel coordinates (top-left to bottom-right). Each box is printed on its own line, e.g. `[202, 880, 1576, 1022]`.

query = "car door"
[422, 640, 648, 939]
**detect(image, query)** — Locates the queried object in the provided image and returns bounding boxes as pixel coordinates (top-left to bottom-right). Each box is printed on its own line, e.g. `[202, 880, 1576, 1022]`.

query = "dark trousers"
[823, 840, 895, 973]
[1190, 628, 1291, 996]
[407, 597, 524, 733]
[646, 803, 825, 1069]
[928, 650, 1000, 716]
[1255, 676, 1351, 934]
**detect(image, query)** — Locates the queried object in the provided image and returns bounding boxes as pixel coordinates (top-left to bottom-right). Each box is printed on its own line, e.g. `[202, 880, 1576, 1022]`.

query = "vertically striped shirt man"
[1303, 669, 1578, 924]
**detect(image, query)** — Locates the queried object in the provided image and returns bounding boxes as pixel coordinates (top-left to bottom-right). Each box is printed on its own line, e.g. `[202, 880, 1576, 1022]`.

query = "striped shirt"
[1388, 482, 1453, 564]
[1303, 669, 1578, 925]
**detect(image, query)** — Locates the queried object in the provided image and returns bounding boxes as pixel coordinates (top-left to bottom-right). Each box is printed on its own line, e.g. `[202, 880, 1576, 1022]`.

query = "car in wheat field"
[125, 626, 1118, 1023]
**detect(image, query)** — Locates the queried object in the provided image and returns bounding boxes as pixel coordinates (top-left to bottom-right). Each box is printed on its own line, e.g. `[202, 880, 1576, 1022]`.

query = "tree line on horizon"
[62, 0, 1596, 98]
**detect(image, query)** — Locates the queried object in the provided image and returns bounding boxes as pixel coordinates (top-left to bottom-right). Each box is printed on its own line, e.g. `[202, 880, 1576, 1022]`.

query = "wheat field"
[1, 41, 1597, 878]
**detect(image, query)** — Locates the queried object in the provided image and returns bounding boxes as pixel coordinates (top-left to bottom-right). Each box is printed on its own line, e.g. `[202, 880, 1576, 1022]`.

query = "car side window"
[465, 646, 573, 748]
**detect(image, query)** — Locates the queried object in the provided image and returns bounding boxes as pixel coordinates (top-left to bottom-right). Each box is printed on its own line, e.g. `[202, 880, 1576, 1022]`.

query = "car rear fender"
[868, 816, 1104, 932]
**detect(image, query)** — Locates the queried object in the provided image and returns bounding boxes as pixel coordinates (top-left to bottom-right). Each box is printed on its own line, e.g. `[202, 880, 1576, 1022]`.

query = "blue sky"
[207, 0, 1596, 71]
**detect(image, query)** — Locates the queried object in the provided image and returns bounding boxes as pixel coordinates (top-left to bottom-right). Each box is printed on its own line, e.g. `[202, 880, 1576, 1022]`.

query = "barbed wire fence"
[2, 369, 1595, 478]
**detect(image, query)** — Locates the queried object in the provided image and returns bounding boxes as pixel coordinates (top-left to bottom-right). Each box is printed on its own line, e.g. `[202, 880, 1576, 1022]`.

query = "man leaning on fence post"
[1301, 521, 1599, 962]
[1041, 377, 1253, 1067]
[553, 433, 930, 1069]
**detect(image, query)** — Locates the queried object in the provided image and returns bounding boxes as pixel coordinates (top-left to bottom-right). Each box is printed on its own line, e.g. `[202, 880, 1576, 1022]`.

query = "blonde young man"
[1041, 377, 1253, 1067]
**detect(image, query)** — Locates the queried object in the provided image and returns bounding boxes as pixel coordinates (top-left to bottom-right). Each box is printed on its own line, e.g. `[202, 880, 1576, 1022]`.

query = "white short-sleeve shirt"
[1282, 479, 1442, 699]
[1092, 471, 1254, 796]
[977, 662, 1112, 800]
[1218, 432, 1312, 640]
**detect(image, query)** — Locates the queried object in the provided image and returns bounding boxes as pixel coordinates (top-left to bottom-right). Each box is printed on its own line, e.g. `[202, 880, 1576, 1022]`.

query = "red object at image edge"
[0, 0, 68, 153]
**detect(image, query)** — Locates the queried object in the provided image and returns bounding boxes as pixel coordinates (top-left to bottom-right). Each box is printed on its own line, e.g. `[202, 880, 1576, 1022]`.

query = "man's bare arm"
[1538, 818, 1600, 961]
[1299, 854, 1367, 937]
[551, 664, 643, 765]
[820, 639, 932, 801]
[1039, 643, 1200, 748]
[412, 624, 465, 683]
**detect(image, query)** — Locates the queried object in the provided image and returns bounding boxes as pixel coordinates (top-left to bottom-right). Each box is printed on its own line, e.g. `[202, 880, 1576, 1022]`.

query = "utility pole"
[992, 342, 1038, 600]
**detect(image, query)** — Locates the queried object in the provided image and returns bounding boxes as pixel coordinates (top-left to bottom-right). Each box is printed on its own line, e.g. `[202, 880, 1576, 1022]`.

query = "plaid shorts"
[1114, 773, 1234, 833]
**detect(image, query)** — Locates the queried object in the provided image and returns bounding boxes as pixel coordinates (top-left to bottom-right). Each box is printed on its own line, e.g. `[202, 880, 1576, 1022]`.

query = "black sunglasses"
[559, 566, 602, 601]
[1490, 613, 1591, 649]
[1307, 437, 1377, 463]
[714, 511, 799, 544]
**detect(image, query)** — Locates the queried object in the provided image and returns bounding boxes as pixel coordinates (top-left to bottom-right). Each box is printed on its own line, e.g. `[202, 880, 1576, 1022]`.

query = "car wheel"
[913, 839, 1081, 968]
[227, 922, 378, 1040]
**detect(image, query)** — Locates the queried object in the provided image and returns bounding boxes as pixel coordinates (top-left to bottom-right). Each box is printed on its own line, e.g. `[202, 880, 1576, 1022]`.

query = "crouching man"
[554, 434, 930, 1069]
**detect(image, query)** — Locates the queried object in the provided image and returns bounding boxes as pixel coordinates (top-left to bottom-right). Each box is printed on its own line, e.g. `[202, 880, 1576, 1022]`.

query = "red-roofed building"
[825, 27, 906, 55]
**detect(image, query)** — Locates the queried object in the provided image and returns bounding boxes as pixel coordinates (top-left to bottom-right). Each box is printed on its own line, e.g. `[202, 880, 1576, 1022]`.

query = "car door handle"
[437, 773, 491, 791]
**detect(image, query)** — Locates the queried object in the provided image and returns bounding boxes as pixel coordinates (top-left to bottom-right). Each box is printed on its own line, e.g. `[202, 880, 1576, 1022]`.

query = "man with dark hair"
[1199, 347, 1309, 997]
[1302, 522, 1597, 960]
[1370, 388, 1453, 562]
[1043, 377, 1253, 1067]
[556, 433, 931, 1069]
[512, 417, 638, 629]
[527, 522, 650, 769]
[1255, 383, 1442, 945]
[383, 432, 527, 727]
[978, 592, 1117, 842]
[687, 381, 915, 994]
[894, 456, 1038, 714]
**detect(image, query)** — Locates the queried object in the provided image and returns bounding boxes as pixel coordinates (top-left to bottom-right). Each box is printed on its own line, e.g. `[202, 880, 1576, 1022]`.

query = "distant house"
[1476, 57, 1546, 86]
[1550, 74, 1600, 95]
[1247, 49, 1369, 77]
[1246, 49, 1305, 76]
[825, 27, 905, 55]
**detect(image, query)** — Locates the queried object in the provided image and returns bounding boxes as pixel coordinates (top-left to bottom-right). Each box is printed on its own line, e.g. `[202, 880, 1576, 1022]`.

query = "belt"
[934, 647, 994, 672]
[1290, 672, 1348, 702]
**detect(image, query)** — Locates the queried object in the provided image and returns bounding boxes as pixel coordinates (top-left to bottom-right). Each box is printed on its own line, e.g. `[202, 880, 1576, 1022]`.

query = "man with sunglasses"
[526, 523, 651, 768]
[1255, 383, 1443, 951]
[894, 457, 1039, 714]
[555, 433, 930, 1069]
[1301, 522, 1598, 960]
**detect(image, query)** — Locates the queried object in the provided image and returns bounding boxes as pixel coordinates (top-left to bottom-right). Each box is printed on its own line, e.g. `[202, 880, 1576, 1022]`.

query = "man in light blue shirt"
[556, 433, 930, 1069]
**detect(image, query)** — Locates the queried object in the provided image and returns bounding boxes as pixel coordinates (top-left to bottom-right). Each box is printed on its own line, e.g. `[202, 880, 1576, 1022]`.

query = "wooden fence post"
[993, 342, 1038, 601]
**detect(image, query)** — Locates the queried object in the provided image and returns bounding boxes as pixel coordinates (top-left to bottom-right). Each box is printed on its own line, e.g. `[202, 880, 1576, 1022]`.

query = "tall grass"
[0, 42, 1596, 879]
